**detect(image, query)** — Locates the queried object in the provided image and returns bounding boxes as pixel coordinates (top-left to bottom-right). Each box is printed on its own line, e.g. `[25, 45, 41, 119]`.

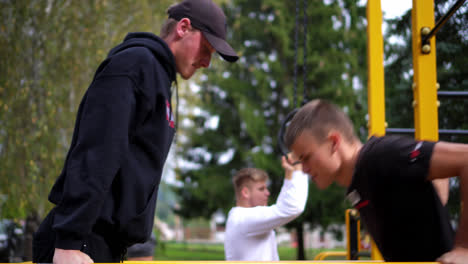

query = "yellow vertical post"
[370, 239, 384, 260]
[345, 209, 360, 260]
[411, 0, 439, 141]
[365, 1, 385, 260]
[412, 0, 450, 203]
[366, 0, 386, 137]
[345, 209, 351, 260]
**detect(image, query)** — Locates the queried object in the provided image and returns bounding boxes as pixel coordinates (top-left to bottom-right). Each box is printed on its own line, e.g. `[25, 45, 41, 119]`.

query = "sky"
[380, 0, 412, 19]
[359, 0, 412, 19]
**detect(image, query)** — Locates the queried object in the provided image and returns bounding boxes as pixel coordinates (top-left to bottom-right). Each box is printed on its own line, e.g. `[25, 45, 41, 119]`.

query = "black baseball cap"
[167, 0, 239, 62]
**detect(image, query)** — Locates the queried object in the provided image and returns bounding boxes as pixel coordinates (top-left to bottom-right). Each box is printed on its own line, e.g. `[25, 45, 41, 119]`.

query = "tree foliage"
[0, 0, 174, 219]
[384, 0, 468, 138]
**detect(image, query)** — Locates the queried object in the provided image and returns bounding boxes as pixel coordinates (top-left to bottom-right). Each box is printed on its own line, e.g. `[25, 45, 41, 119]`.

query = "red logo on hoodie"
[166, 100, 174, 128]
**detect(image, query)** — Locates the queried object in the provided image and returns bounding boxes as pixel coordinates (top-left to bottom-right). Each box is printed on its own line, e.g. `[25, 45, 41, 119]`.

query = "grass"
[153, 241, 348, 260]
[154, 242, 225, 260]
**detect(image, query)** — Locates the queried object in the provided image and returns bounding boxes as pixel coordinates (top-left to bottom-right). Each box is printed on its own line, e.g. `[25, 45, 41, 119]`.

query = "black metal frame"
[277, 0, 308, 161]
[386, 128, 468, 135]
[437, 91, 468, 98]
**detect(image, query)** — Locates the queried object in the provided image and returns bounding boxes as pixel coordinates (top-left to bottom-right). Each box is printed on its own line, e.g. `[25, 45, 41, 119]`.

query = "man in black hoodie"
[33, 0, 238, 263]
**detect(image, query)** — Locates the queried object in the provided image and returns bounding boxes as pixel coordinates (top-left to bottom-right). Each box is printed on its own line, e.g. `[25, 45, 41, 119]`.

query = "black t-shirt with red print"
[346, 135, 454, 261]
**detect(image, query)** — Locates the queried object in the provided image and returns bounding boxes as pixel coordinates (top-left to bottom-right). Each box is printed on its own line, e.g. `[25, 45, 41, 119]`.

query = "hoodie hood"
[108, 32, 176, 82]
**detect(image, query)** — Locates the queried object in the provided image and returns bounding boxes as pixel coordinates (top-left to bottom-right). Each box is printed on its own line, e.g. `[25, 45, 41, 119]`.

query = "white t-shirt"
[224, 171, 309, 261]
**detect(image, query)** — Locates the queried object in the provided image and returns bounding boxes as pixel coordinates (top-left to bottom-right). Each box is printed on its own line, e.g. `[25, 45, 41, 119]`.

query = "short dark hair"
[285, 99, 358, 149]
[232, 168, 269, 195]
[160, 18, 178, 39]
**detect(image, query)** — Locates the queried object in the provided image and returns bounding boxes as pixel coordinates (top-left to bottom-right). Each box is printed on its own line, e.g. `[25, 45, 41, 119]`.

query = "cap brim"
[203, 32, 239, 63]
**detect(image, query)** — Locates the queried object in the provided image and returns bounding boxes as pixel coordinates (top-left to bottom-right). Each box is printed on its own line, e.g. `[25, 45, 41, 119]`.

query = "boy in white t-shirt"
[224, 156, 309, 260]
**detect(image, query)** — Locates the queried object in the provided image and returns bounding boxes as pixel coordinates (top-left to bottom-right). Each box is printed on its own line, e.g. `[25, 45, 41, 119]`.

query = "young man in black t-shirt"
[284, 99, 468, 264]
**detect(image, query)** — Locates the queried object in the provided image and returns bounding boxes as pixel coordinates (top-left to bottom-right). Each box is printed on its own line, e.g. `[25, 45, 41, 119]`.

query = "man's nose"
[200, 54, 211, 68]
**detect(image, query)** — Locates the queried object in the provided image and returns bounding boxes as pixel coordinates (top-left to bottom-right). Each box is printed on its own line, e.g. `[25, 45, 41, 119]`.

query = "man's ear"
[175, 18, 192, 38]
[241, 186, 250, 199]
[328, 131, 341, 154]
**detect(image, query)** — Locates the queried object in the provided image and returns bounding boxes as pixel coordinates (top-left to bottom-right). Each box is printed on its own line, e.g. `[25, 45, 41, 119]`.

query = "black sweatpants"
[32, 208, 124, 263]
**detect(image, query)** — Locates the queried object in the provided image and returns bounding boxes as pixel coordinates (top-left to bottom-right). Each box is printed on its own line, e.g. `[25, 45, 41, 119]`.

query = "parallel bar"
[313, 251, 347, 261]
[386, 128, 468, 135]
[437, 91, 468, 98]
[366, 0, 386, 137]
[370, 239, 384, 260]
[355, 251, 371, 257]
[421, 0, 467, 45]
[345, 209, 360, 260]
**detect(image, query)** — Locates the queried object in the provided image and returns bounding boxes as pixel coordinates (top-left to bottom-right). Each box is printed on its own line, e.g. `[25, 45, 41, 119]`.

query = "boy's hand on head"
[282, 153, 302, 180]
[437, 247, 468, 264]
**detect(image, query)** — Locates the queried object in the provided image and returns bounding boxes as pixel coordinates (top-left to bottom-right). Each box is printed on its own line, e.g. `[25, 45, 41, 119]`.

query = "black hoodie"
[48, 32, 176, 250]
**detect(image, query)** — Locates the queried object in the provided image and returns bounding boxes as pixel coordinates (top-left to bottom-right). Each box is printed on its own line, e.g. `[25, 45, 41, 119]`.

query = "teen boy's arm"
[427, 142, 468, 264]
[235, 157, 308, 236]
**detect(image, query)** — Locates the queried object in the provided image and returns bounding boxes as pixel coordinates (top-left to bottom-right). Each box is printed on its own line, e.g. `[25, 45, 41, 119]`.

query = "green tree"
[0, 0, 173, 259]
[0, 0, 174, 219]
[174, 0, 367, 259]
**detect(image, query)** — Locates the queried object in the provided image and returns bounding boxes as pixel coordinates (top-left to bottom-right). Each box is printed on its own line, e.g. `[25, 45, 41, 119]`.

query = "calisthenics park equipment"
[277, 0, 467, 262]
[28, 0, 465, 264]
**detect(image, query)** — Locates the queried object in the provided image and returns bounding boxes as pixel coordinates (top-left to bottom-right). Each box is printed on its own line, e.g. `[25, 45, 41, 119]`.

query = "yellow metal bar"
[22, 260, 440, 264]
[366, 0, 386, 137]
[370, 238, 384, 260]
[345, 209, 351, 260]
[412, 0, 450, 206]
[119, 260, 439, 264]
[365, 2, 386, 260]
[411, 0, 439, 141]
[313, 251, 347, 260]
[345, 209, 361, 260]
[356, 213, 361, 259]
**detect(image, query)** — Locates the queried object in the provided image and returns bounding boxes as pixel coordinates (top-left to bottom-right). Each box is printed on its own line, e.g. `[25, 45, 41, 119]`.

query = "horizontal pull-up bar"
[437, 91, 468, 98]
[386, 128, 468, 135]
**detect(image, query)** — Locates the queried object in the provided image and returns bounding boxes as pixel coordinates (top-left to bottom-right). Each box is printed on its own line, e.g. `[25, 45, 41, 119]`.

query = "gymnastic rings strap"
[277, 108, 299, 164]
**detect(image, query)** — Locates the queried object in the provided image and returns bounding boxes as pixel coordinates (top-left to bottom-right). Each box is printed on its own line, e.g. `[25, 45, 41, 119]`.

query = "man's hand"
[53, 248, 93, 264]
[437, 247, 468, 264]
[281, 153, 302, 180]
